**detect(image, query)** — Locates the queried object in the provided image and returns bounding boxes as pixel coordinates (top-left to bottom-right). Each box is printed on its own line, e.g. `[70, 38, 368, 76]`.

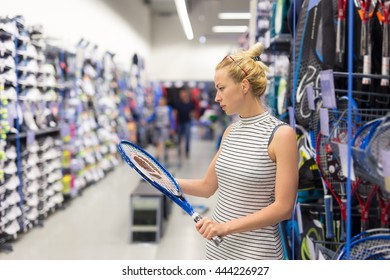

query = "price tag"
[61, 123, 70, 138]
[306, 84, 315, 110]
[320, 108, 329, 136]
[7, 101, 17, 122]
[27, 130, 35, 146]
[288, 106, 295, 130]
[338, 143, 356, 181]
[320, 70, 337, 109]
[381, 149, 390, 192]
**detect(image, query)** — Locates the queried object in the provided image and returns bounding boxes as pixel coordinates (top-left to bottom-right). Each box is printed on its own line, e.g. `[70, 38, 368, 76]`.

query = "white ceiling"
[103, 0, 251, 44]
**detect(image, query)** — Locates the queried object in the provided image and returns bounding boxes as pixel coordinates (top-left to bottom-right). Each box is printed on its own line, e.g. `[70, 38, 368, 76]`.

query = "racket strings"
[121, 143, 181, 196]
[348, 238, 390, 259]
[368, 122, 390, 160]
[318, 136, 346, 196]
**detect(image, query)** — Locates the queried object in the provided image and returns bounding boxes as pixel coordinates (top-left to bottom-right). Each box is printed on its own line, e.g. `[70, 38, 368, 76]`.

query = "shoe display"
[0, 15, 138, 248]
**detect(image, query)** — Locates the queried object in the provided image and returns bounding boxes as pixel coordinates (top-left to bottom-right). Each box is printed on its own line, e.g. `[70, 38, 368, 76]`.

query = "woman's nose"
[214, 92, 221, 103]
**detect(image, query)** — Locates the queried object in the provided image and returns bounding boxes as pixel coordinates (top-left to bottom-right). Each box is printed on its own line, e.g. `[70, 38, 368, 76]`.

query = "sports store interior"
[0, 0, 389, 261]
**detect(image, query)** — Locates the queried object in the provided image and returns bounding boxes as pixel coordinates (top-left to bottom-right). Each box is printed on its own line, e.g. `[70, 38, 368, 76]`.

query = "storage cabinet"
[129, 181, 164, 243]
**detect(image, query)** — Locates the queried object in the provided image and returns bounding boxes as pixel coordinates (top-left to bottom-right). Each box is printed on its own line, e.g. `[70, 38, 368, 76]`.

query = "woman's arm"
[196, 125, 298, 238]
[176, 125, 232, 198]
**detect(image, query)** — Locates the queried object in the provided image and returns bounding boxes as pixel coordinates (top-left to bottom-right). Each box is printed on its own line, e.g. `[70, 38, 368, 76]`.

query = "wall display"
[0, 15, 151, 253]
[253, 0, 390, 260]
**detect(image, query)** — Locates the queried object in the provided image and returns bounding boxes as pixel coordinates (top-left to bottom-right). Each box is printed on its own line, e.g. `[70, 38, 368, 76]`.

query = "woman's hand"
[195, 217, 227, 240]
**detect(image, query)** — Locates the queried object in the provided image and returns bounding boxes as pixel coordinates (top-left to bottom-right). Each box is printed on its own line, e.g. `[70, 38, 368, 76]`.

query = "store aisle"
[0, 139, 218, 260]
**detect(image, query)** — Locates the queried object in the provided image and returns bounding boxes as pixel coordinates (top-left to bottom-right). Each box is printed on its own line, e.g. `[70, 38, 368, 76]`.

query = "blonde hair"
[216, 42, 269, 98]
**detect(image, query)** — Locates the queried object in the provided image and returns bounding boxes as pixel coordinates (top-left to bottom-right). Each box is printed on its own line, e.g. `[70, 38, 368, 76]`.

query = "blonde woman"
[176, 43, 298, 260]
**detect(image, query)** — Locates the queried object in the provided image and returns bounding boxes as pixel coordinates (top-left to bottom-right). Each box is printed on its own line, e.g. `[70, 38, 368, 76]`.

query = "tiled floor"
[0, 138, 219, 260]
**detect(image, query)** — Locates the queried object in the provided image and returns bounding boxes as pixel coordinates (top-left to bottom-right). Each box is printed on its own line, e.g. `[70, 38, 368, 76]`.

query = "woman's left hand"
[195, 217, 226, 240]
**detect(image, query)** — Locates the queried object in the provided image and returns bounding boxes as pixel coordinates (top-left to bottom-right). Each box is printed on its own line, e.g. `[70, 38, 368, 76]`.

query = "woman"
[176, 43, 298, 260]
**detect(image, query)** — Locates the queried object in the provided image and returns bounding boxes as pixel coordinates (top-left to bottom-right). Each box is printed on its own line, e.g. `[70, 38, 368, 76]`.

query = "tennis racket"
[378, 188, 390, 227]
[366, 117, 390, 193]
[316, 133, 347, 241]
[337, 234, 390, 259]
[355, 181, 378, 232]
[377, 0, 390, 86]
[336, 0, 347, 64]
[355, 0, 378, 85]
[117, 140, 223, 246]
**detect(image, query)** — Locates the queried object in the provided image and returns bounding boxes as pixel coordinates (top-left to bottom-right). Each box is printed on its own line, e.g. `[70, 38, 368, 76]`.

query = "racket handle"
[192, 213, 223, 246]
[360, 21, 370, 56]
[362, 54, 371, 85]
[383, 23, 390, 58]
[382, 23, 390, 86]
[339, 198, 347, 242]
[324, 194, 334, 239]
[336, 18, 345, 63]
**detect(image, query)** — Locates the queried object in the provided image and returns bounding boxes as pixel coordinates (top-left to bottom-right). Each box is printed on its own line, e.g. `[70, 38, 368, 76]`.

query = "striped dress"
[206, 111, 286, 260]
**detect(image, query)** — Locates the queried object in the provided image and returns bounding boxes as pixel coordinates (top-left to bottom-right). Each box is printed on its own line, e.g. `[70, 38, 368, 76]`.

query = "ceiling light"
[175, 0, 194, 40]
[212, 26, 249, 33]
[218, 13, 251, 20]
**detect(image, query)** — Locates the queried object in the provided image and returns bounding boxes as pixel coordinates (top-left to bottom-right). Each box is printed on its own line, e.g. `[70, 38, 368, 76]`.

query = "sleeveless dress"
[206, 111, 287, 260]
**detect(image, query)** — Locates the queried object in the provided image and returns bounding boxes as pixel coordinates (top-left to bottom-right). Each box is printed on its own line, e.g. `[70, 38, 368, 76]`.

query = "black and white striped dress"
[206, 111, 286, 260]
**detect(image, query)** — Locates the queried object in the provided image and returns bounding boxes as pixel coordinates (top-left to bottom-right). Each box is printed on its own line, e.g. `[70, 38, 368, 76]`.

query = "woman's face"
[214, 68, 244, 115]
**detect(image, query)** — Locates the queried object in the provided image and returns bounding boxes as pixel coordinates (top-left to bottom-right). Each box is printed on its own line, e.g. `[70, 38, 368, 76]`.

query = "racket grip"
[192, 213, 223, 246]
[336, 18, 345, 63]
[362, 54, 371, 85]
[383, 23, 390, 58]
[360, 21, 370, 56]
[381, 23, 389, 86]
[324, 194, 334, 239]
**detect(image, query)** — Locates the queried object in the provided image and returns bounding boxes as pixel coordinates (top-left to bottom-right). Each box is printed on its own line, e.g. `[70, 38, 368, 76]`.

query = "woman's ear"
[242, 79, 250, 94]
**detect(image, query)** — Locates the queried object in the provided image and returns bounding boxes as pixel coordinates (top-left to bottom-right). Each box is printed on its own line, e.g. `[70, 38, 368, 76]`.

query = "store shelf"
[7, 127, 60, 141]
[266, 33, 291, 53]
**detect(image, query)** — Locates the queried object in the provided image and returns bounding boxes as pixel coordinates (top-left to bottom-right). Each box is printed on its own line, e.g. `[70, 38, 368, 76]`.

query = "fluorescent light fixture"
[175, 0, 194, 40]
[212, 25, 249, 33]
[218, 12, 251, 20]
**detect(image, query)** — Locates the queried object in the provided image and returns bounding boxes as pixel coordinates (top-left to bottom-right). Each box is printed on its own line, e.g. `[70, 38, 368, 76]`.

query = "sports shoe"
[18, 59, 39, 74]
[25, 207, 38, 221]
[3, 174, 20, 191]
[5, 190, 21, 205]
[18, 74, 38, 87]
[0, 39, 15, 57]
[0, 55, 15, 72]
[0, 69, 17, 86]
[4, 87, 17, 100]
[0, 19, 17, 38]
[18, 44, 38, 60]
[39, 64, 55, 76]
[3, 160, 17, 175]
[26, 180, 39, 194]
[4, 219, 20, 235]
[5, 145, 17, 160]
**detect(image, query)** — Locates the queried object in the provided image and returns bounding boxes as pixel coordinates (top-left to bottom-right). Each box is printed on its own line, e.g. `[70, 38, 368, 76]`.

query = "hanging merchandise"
[253, 0, 390, 259]
[290, 0, 337, 128]
[271, 0, 291, 37]
[377, 0, 390, 86]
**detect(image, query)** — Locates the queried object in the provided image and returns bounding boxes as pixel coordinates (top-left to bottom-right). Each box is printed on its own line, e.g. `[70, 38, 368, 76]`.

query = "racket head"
[117, 140, 194, 216]
[352, 118, 382, 149]
[366, 117, 390, 190]
[378, 0, 390, 23]
[351, 227, 390, 243]
[316, 133, 346, 211]
[338, 235, 390, 260]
